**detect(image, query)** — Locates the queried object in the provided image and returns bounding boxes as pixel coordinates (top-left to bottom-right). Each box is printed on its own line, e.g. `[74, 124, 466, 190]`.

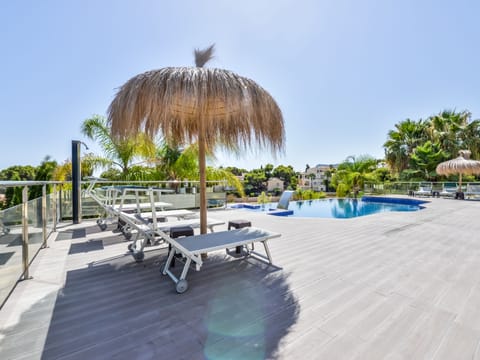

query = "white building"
[298, 164, 336, 192]
[267, 177, 284, 192]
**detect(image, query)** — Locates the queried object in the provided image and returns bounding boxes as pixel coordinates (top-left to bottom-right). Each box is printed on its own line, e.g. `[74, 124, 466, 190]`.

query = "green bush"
[294, 189, 326, 200]
[336, 183, 349, 197]
[257, 191, 271, 204]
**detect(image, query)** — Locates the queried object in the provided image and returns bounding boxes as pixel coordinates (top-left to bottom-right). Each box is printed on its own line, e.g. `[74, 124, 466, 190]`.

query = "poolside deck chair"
[161, 226, 281, 293]
[439, 182, 458, 198]
[413, 183, 433, 197]
[114, 187, 174, 213]
[86, 179, 176, 231]
[465, 184, 480, 199]
[115, 208, 197, 240]
[116, 210, 225, 261]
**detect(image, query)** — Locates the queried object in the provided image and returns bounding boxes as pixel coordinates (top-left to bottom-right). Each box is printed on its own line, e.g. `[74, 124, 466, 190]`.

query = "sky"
[1, 0, 480, 173]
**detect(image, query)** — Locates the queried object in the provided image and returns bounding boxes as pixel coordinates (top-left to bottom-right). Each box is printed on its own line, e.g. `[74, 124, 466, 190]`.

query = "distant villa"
[298, 164, 338, 192]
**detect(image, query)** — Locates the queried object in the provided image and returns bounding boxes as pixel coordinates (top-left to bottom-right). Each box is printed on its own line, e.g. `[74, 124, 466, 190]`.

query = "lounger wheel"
[176, 280, 188, 294]
[127, 243, 135, 252]
[133, 251, 144, 262]
[3, 228, 9, 234]
[99, 223, 107, 231]
[124, 231, 132, 240]
[96, 219, 102, 225]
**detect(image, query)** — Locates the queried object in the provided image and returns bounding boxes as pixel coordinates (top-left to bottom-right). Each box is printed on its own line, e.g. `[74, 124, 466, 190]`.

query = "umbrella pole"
[198, 123, 207, 235]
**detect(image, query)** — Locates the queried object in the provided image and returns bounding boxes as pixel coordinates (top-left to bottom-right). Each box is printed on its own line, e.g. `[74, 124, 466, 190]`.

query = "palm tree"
[81, 115, 156, 178]
[384, 119, 428, 175]
[461, 119, 480, 159]
[155, 142, 185, 180]
[409, 141, 448, 180]
[333, 155, 378, 198]
[426, 110, 470, 158]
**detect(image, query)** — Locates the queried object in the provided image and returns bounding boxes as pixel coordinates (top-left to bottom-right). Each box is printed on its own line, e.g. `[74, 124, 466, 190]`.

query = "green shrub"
[336, 183, 349, 197]
[257, 191, 271, 204]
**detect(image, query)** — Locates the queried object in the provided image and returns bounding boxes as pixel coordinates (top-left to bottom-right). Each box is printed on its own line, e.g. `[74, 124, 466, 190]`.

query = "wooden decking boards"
[1, 197, 480, 359]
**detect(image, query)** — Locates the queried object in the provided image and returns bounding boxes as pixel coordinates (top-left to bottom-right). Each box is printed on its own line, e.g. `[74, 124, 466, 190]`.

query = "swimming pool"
[231, 197, 426, 219]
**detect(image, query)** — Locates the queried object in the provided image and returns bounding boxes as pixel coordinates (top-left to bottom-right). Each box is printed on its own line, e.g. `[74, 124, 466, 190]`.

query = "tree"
[332, 155, 378, 198]
[155, 142, 245, 195]
[206, 166, 245, 197]
[243, 170, 267, 195]
[409, 141, 448, 180]
[272, 165, 297, 189]
[384, 109, 480, 181]
[53, 155, 95, 183]
[30, 156, 58, 199]
[384, 118, 428, 175]
[461, 119, 480, 159]
[154, 142, 183, 180]
[222, 166, 247, 177]
[426, 110, 469, 158]
[0, 165, 36, 209]
[0, 165, 36, 181]
[81, 115, 156, 178]
[263, 164, 274, 179]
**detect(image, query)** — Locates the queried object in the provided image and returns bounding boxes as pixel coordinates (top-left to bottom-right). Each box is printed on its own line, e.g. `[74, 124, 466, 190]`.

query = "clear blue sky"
[1, 0, 479, 173]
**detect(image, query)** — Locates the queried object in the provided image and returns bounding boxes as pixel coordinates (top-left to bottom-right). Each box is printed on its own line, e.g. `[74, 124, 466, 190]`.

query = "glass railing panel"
[27, 198, 44, 264]
[0, 204, 23, 307]
[46, 193, 55, 236]
[58, 187, 72, 220]
[81, 192, 104, 219]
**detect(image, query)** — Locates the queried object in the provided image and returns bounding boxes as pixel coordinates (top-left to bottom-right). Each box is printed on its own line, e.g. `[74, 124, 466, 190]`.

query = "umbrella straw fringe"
[108, 67, 284, 154]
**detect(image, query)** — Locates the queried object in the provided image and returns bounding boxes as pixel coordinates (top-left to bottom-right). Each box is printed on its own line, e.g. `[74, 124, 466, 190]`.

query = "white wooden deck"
[1, 197, 480, 359]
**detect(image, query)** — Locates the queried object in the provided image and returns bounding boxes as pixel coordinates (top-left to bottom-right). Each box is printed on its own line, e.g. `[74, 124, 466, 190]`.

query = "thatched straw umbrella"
[108, 45, 285, 234]
[436, 150, 480, 194]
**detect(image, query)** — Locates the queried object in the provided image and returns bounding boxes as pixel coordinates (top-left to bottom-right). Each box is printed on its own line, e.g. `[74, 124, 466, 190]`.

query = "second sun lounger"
[161, 227, 281, 293]
[116, 210, 225, 261]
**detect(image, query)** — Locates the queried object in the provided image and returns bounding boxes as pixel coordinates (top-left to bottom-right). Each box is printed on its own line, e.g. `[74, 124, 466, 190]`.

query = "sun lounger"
[114, 201, 173, 213]
[115, 209, 197, 240]
[131, 209, 196, 221]
[85, 179, 177, 230]
[116, 210, 225, 261]
[117, 205, 196, 237]
[439, 183, 458, 198]
[465, 184, 480, 199]
[413, 183, 432, 197]
[161, 226, 281, 293]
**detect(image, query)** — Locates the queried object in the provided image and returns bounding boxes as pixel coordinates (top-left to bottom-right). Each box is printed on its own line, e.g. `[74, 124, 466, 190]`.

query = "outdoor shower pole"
[72, 140, 81, 224]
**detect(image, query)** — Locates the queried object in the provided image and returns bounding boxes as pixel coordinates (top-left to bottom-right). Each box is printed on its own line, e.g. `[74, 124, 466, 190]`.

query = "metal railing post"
[42, 184, 47, 248]
[21, 186, 30, 280]
[72, 140, 81, 224]
[58, 187, 63, 221]
[53, 184, 57, 232]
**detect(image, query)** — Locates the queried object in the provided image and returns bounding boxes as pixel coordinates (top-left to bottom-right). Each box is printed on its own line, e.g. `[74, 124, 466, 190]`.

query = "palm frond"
[194, 44, 215, 67]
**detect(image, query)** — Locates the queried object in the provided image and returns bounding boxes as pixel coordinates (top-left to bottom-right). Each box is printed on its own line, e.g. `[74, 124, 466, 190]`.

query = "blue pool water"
[232, 197, 425, 219]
